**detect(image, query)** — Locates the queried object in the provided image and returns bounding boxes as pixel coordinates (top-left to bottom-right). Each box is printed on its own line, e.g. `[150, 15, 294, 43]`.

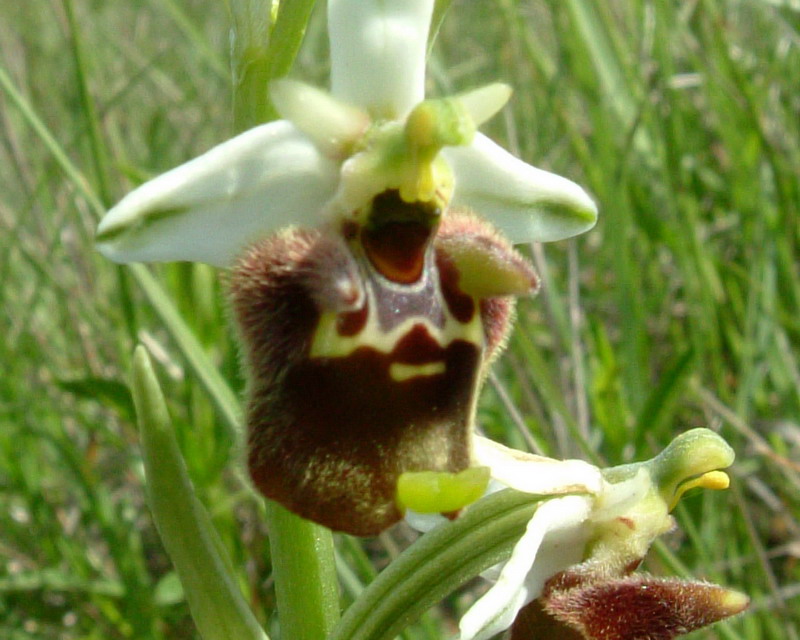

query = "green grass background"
[1, 0, 799, 638]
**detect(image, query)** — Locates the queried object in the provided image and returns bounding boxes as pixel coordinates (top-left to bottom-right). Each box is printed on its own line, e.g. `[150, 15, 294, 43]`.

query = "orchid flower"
[456, 429, 749, 640]
[95, 0, 598, 536]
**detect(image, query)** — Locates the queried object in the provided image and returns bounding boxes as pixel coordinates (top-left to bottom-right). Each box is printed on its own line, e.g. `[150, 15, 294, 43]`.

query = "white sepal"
[96, 121, 338, 266]
[445, 133, 598, 243]
[328, 0, 434, 118]
[459, 495, 593, 640]
[473, 436, 603, 496]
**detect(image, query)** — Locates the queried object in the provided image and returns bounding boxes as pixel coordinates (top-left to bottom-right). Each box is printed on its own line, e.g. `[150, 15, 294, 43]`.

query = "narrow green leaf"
[635, 347, 696, 444]
[57, 376, 135, 423]
[130, 263, 241, 441]
[330, 490, 542, 640]
[131, 345, 268, 640]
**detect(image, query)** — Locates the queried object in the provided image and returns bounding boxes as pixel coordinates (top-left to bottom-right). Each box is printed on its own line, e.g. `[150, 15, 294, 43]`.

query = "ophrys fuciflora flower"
[96, 0, 598, 535]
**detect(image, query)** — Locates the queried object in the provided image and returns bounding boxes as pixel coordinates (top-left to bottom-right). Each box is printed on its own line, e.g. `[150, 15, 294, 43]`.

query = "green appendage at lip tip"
[397, 467, 491, 514]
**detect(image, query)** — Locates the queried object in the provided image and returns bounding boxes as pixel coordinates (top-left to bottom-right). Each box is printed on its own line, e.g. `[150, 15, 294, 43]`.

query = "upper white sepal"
[328, 0, 433, 118]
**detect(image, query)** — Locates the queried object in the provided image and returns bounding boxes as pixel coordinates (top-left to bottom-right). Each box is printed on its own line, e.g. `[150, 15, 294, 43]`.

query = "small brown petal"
[435, 208, 539, 299]
[436, 209, 536, 359]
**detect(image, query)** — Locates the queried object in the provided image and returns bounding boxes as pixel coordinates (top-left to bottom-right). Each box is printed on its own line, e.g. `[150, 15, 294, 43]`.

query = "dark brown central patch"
[250, 332, 481, 535]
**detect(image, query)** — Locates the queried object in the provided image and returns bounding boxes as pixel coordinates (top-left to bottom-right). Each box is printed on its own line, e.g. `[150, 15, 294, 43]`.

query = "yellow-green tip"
[718, 589, 751, 617]
[670, 470, 731, 511]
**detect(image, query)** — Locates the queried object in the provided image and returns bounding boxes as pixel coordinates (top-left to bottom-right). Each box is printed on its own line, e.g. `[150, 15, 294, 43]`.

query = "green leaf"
[634, 347, 696, 444]
[57, 377, 135, 423]
[131, 345, 268, 640]
[331, 489, 543, 640]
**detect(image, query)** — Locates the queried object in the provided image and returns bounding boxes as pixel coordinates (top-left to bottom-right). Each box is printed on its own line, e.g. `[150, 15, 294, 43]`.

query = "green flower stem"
[230, 0, 317, 130]
[229, 2, 341, 637]
[330, 490, 543, 640]
[265, 501, 341, 639]
[429, 0, 454, 54]
[131, 346, 268, 640]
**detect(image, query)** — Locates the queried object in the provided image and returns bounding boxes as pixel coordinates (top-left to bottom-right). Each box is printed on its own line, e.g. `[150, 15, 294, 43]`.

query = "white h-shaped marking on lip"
[310, 281, 483, 360]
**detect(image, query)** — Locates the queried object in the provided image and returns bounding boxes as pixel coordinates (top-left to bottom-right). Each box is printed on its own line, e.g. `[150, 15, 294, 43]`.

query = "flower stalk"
[230, 0, 317, 129]
[265, 500, 340, 640]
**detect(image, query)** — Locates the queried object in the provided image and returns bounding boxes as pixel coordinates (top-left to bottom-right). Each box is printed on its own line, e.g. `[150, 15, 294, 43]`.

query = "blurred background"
[1, 0, 798, 637]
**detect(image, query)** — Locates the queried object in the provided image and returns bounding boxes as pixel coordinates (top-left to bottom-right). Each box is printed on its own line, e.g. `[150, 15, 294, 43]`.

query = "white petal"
[473, 436, 603, 496]
[96, 121, 338, 266]
[270, 79, 370, 157]
[445, 133, 598, 243]
[328, 0, 433, 118]
[459, 496, 592, 640]
[518, 507, 590, 598]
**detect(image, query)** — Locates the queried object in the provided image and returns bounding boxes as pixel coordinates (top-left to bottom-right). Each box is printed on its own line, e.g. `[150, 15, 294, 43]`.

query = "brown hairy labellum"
[230, 193, 538, 535]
